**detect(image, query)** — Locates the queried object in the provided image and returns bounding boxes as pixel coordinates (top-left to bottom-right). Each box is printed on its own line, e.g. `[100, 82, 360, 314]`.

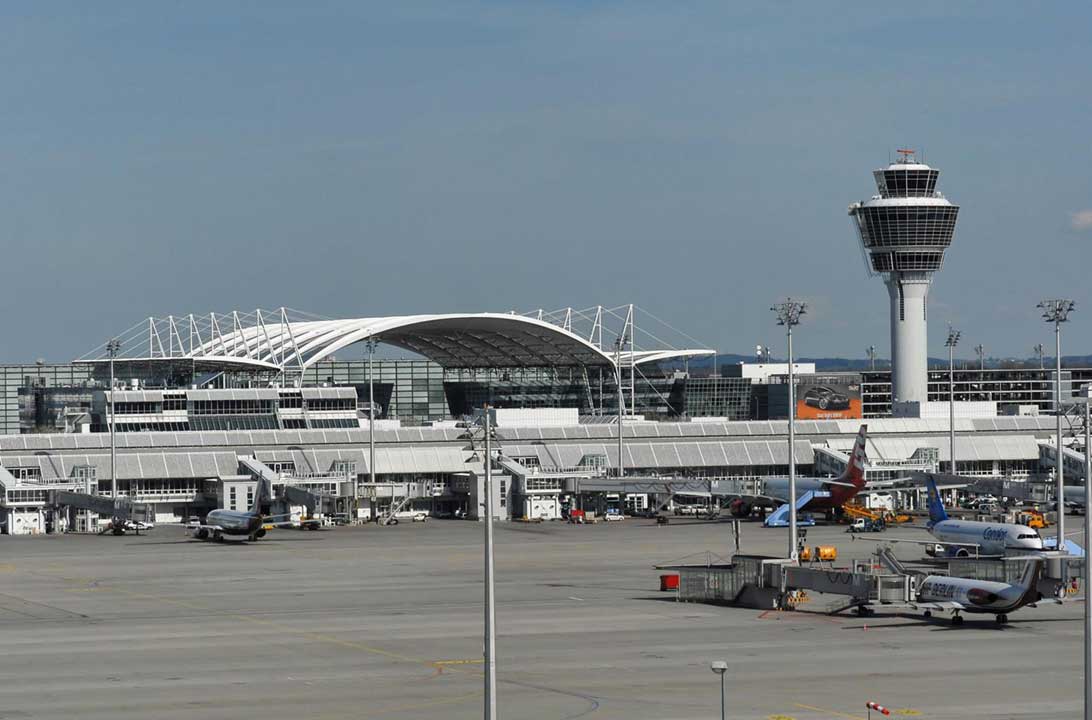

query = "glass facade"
[4, 364, 94, 435]
[861, 367, 1092, 417]
[303, 360, 448, 422]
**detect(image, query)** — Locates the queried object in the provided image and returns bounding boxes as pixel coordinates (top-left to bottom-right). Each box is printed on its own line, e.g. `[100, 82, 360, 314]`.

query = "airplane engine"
[255, 528, 266, 538]
[729, 500, 752, 518]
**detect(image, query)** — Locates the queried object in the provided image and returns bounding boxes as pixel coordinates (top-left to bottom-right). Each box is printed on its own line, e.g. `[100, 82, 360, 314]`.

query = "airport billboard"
[796, 378, 862, 419]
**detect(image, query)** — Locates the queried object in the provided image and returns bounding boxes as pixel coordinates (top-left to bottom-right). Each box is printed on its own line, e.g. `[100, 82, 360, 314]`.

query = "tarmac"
[0, 516, 1083, 720]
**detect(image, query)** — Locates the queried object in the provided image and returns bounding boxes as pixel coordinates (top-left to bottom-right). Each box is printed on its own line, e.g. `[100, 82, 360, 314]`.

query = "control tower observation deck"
[848, 151, 959, 407]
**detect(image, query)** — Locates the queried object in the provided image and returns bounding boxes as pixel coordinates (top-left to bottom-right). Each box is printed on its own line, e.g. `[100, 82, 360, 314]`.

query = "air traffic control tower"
[849, 150, 959, 408]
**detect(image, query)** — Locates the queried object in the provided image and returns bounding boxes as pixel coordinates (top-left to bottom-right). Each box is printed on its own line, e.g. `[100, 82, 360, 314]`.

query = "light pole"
[946, 327, 961, 475]
[772, 298, 806, 560]
[459, 409, 499, 720]
[364, 338, 377, 489]
[615, 337, 625, 479]
[1040, 298, 1075, 552]
[1083, 385, 1091, 720]
[866, 345, 877, 372]
[483, 406, 497, 720]
[1034, 343, 1045, 370]
[106, 338, 121, 499]
[974, 344, 985, 371]
[711, 661, 727, 720]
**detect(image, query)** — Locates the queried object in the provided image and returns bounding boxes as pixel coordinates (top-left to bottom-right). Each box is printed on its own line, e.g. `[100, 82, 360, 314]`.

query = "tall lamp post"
[945, 327, 961, 475]
[459, 408, 498, 720]
[366, 338, 378, 522]
[106, 338, 121, 499]
[711, 661, 727, 720]
[1034, 343, 1045, 370]
[1082, 385, 1092, 720]
[615, 337, 625, 479]
[772, 298, 806, 559]
[974, 344, 985, 371]
[866, 345, 877, 372]
[1039, 298, 1075, 552]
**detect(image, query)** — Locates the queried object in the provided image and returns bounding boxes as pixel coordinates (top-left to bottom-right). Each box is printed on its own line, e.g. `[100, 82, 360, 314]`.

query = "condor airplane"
[727, 424, 870, 518]
[861, 475, 1044, 557]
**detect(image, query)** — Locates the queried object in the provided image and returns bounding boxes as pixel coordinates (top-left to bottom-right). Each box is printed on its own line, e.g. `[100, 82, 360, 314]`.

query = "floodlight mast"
[945, 327, 961, 473]
[106, 338, 121, 500]
[366, 338, 378, 516]
[772, 299, 806, 560]
[1039, 298, 1075, 552]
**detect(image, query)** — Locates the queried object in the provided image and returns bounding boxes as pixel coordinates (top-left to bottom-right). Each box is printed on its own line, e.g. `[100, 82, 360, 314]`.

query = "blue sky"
[2, 2, 1090, 362]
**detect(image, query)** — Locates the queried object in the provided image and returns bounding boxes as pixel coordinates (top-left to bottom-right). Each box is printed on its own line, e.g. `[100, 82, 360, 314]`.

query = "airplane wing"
[851, 535, 981, 550]
[186, 522, 225, 532]
[910, 600, 966, 611]
[714, 491, 787, 507]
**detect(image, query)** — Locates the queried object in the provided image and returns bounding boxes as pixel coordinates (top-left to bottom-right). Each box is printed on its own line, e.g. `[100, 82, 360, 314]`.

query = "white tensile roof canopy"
[78, 308, 714, 375]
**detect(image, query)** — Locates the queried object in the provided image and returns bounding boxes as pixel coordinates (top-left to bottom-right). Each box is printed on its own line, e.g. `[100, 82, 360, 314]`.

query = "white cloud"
[1072, 210, 1092, 230]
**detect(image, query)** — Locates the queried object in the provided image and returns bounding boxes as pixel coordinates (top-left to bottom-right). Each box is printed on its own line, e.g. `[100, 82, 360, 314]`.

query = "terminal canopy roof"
[78, 309, 717, 375]
[79, 311, 623, 373]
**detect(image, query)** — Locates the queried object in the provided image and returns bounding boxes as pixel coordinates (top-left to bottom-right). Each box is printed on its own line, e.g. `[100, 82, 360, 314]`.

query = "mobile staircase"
[763, 489, 826, 528]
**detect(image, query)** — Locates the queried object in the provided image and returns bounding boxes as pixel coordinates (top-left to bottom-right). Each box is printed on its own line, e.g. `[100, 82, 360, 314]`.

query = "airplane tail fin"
[1018, 557, 1041, 590]
[250, 477, 267, 516]
[925, 475, 948, 525]
[840, 424, 868, 490]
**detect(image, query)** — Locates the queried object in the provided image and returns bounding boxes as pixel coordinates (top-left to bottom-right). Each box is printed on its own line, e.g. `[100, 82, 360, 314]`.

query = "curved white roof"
[83, 312, 618, 372]
[624, 349, 716, 367]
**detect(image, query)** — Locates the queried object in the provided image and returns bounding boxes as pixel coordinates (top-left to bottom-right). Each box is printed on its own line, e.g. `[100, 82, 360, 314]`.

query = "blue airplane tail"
[925, 475, 948, 525]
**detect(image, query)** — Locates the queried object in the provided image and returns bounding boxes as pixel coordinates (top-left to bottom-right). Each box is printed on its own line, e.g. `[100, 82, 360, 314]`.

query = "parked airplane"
[187, 479, 286, 542]
[728, 424, 870, 517]
[866, 476, 1043, 557]
[907, 557, 1050, 625]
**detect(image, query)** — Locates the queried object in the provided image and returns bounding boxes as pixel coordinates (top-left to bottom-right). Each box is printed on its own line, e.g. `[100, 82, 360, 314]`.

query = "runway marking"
[433, 659, 484, 666]
[793, 702, 867, 719]
[768, 715, 797, 720]
[568, 596, 585, 601]
[892, 711, 921, 716]
[0, 563, 15, 572]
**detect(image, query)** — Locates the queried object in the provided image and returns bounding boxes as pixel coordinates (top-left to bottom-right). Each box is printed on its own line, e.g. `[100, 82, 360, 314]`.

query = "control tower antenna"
[848, 150, 960, 409]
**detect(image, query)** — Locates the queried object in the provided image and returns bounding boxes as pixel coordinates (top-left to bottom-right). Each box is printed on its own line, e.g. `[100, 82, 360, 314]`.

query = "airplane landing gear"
[248, 533, 257, 542]
[923, 610, 932, 618]
[195, 528, 209, 540]
[213, 532, 224, 542]
[995, 614, 1009, 625]
[952, 613, 964, 626]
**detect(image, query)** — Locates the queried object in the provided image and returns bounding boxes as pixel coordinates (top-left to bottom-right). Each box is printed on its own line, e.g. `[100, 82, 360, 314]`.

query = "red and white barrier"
[866, 701, 891, 716]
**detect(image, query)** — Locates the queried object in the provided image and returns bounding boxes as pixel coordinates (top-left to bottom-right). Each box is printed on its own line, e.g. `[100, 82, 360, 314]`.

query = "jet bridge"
[47, 490, 153, 525]
[662, 549, 913, 612]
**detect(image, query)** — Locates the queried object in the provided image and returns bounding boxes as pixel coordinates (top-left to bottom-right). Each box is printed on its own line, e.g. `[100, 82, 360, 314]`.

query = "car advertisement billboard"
[796, 379, 862, 419]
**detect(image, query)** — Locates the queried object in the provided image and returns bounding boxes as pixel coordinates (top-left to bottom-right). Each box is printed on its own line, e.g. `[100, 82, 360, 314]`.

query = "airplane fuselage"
[916, 574, 1039, 614]
[205, 509, 263, 536]
[764, 477, 860, 511]
[929, 519, 1043, 556]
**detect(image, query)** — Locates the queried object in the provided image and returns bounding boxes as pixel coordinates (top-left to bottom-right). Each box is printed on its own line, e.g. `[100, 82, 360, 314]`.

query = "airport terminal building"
[0, 308, 1086, 534]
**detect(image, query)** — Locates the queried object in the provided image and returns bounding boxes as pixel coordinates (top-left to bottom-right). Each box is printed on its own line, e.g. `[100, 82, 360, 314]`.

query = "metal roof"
[80, 311, 618, 372]
[826, 435, 1040, 463]
[502, 439, 814, 470]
